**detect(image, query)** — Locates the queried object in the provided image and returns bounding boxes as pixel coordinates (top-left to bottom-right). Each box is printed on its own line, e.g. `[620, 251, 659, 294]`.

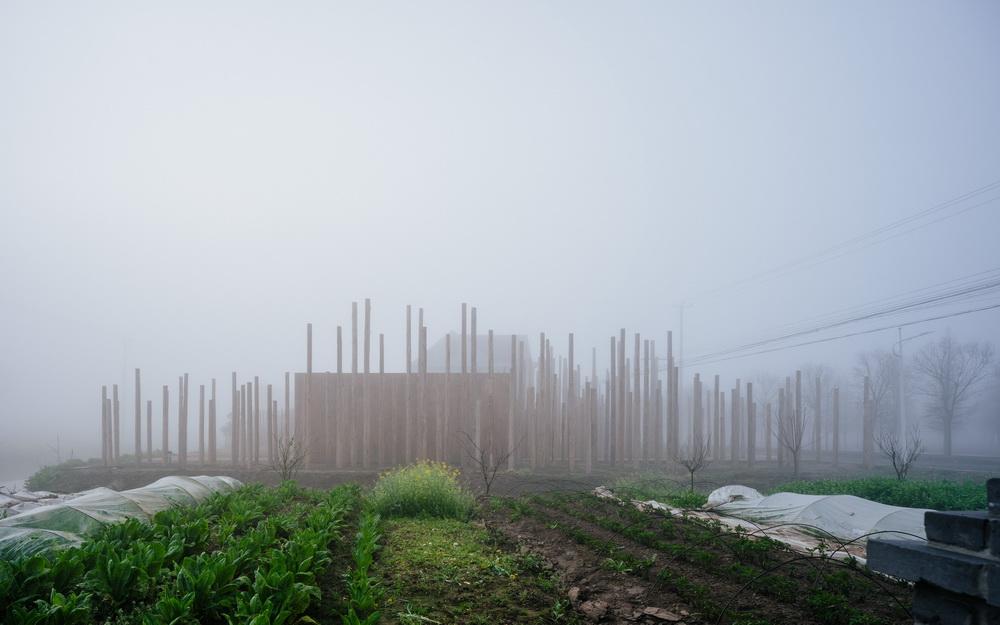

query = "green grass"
[773, 477, 987, 511]
[610, 474, 708, 508]
[375, 517, 580, 625]
[368, 461, 475, 520]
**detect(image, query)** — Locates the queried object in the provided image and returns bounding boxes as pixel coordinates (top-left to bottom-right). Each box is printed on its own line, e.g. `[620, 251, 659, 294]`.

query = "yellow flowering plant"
[368, 460, 475, 520]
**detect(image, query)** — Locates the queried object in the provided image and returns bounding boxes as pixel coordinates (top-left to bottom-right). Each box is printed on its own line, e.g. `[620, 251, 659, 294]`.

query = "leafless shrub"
[270, 435, 305, 481]
[675, 436, 711, 492]
[875, 426, 924, 481]
[458, 430, 519, 503]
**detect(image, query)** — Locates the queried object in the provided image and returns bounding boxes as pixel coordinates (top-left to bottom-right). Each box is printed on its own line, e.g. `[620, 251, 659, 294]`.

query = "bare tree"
[854, 350, 897, 427]
[875, 426, 923, 481]
[913, 335, 994, 456]
[459, 430, 519, 503]
[775, 372, 807, 477]
[753, 373, 780, 413]
[674, 436, 711, 492]
[270, 435, 305, 481]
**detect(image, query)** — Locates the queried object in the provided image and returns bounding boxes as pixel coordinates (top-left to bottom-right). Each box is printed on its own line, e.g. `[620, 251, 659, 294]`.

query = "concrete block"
[912, 582, 974, 625]
[867, 538, 989, 598]
[988, 562, 1000, 607]
[989, 478, 999, 517]
[926, 511, 989, 551]
[992, 517, 1000, 559]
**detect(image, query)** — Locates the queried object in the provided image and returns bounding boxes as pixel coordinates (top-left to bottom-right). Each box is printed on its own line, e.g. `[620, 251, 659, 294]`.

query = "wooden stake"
[267, 383, 273, 463]
[113, 384, 120, 462]
[832, 387, 840, 467]
[209, 377, 217, 465]
[134, 369, 141, 463]
[231, 372, 238, 465]
[199, 384, 205, 465]
[162, 384, 169, 464]
[814, 377, 822, 462]
[747, 382, 755, 467]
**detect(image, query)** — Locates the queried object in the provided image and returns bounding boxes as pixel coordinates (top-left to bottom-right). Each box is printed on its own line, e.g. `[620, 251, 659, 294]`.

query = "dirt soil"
[489, 493, 913, 625]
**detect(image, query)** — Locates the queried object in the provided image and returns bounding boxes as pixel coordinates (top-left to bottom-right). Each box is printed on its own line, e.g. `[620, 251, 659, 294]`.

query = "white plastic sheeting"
[706, 485, 929, 543]
[0, 475, 242, 559]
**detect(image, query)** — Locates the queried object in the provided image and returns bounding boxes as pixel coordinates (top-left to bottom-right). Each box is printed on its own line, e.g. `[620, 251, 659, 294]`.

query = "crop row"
[515, 494, 902, 625]
[0, 481, 361, 625]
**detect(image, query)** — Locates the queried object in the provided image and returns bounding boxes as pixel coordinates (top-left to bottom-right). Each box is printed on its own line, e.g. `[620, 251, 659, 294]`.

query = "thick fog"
[2, 1, 999, 483]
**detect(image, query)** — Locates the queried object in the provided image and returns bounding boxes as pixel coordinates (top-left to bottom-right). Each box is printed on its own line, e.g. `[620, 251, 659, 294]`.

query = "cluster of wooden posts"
[99, 300, 882, 472]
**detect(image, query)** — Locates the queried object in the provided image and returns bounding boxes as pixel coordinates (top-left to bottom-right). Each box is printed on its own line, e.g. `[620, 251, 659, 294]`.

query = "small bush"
[774, 477, 986, 511]
[368, 461, 475, 520]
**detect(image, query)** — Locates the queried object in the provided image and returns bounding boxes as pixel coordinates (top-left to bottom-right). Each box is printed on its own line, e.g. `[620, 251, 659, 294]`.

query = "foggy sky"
[2, 1, 999, 476]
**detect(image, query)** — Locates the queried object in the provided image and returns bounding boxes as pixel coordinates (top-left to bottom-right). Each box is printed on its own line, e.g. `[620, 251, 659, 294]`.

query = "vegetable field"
[1, 464, 931, 625]
[493, 492, 913, 625]
[1, 482, 364, 625]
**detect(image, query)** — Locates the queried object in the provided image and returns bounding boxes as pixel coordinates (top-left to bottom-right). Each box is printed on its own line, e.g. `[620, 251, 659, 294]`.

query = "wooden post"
[405, 305, 413, 463]
[568, 333, 575, 473]
[832, 387, 840, 467]
[747, 382, 755, 467]
[508, 334, 516, 470]
[444, 333, 451, 463]
[181, 375, 189, 467]
[209, 377, 217, 465]
[134, 369, 141, 463]
[307, 321, 314, 463]
[471, 307, 477, 373]
[642, 339, 650, 461]
[162, 384, 169, 464]
[281, 371, 289, 439]
[609, 335, 617, 466]
[692, 373, 702, 449]
[199, 384, 205, 465]
[719, 392, 726, 460]
[618, 329, 626, 463]
[231, 372, 238, 465]
[632, 332, 640, 467]
[253, 376, 260, 465]
[363, 300, 371, 467]
[765, 403, 772, 461]
[666, 331, 678, 460]
[266, 383, 273, 463]
[730, 386, 738, 462]
[461, 303, 467, 374]
[419, 323, 428, 459]
[112, 384, 120, 462]
[814, 377, 822, 462]
[713, 375, 720, 459]
[364, 298, 371, 373]
[176, 377, 184, 467]
[378, 332, 385, 465]
[239, 384, 246, 466]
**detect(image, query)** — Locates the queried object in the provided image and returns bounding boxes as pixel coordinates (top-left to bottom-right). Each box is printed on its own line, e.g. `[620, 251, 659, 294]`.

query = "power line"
[693, 178, 1000, 299]
[683, 272, 1000, 366]
[685, 302, 1000, 367]
[750, 266, 1000, 338]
